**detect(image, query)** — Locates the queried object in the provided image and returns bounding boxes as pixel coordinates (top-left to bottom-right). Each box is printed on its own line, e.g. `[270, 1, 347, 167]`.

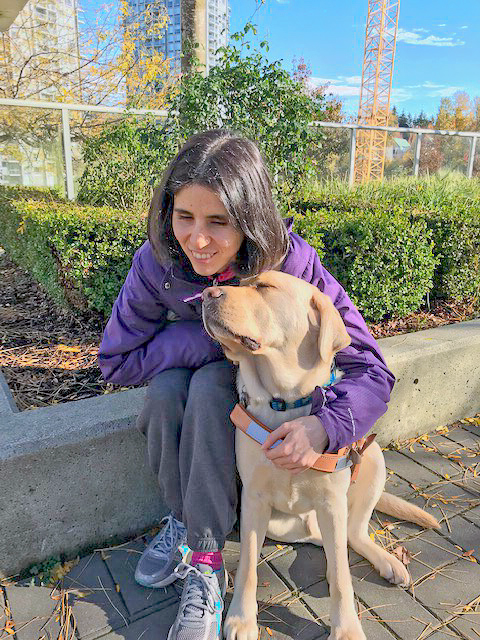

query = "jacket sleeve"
[305, 252, 395, 452]
[97, 250, 224, 386]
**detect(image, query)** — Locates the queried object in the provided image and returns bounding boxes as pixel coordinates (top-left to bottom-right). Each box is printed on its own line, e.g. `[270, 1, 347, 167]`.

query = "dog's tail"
[376, 492, 440, 529]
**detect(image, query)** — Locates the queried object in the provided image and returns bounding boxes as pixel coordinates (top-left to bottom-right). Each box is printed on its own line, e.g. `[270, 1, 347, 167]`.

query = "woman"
[98, 129, 394, 640]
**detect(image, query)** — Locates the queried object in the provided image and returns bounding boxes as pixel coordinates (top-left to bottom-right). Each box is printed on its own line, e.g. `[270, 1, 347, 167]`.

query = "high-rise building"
[0, 0, 81, 188]
[1, 0, 81, 101]
[126, 0, 230, 75]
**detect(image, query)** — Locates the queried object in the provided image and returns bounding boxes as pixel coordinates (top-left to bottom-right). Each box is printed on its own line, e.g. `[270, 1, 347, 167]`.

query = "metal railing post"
[467, 136, 477, 179]
[61, 107, 75, 200]
[348, 128, 357, 187]
[413, 132, 422, 178]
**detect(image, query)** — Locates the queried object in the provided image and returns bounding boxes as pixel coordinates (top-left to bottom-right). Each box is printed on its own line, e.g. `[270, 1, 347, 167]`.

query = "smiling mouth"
[190, 250, 217, 261]
[203, 314, 261, 352]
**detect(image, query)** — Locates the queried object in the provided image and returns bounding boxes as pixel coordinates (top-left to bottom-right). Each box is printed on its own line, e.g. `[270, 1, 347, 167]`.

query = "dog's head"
[202, 271, 350, 384]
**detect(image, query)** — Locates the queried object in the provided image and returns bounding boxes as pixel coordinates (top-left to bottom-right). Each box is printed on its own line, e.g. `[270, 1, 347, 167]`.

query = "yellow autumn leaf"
[266, 628, 273, 636]
[444, 474, 450, 479]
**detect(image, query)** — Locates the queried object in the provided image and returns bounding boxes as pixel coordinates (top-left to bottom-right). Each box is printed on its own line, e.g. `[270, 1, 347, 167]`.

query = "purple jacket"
[98, 228, 395, 452]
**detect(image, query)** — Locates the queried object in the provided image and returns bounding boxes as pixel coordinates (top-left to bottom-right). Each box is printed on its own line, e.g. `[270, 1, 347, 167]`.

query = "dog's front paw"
[378, 553, 411, 587]
[224, 614, 258, 640]
[328, 622, 366, 640]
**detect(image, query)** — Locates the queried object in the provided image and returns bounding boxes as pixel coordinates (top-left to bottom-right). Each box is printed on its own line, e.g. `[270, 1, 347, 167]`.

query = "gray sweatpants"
[136, 360, 238, 552]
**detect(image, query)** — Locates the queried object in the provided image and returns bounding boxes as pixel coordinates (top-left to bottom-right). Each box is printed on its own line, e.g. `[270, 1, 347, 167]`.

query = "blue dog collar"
[269, 365, 337, 412]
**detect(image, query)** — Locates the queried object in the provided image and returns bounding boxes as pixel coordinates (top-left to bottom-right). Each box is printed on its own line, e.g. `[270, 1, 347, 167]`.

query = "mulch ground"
[0, 249, 478, 411]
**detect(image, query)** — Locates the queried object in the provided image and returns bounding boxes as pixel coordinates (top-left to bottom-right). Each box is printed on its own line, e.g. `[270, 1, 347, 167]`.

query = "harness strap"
[230, 404, 376, 481]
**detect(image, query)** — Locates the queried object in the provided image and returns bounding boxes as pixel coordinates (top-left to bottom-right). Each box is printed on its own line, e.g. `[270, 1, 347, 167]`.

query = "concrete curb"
[1, 319, 479, 577]
[0, 369, 19, 415]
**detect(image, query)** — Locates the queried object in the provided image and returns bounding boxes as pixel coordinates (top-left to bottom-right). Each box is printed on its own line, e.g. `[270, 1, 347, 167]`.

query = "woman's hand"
[261, 415, 329, 475]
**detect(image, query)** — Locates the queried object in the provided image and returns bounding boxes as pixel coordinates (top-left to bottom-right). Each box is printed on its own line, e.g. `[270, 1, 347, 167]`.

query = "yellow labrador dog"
[202, 270, 439, 640]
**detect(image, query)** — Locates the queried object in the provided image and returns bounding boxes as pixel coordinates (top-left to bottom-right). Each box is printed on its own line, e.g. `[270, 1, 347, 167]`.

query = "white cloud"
[391, 88, 413, 103]
[437, 23, 446, 27]
[397, 28, 465, 47]
[426, 86, 464, 97]
[460, 25, 468, 29]
[413, 28, 429, 33]
[406, 81, 445, 89]
[309, 75, 362, 96]
[275, 0, 290, 4]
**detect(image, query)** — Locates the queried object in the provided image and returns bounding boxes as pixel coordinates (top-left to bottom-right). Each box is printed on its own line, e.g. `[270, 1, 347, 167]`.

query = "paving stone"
[295, 579, 330, 624]
[463, 504, 480, 526]
[397, 444, 464, 480]
[95, 602, 178, 640]
[391, 526, 470, 577]
[348, 564, 448, 640]
[356, 616, 398, 639]
[102, 540, 178, 621]
[458, 421, 480, 438]
[429, 434, 480, 471]
[410, 557, 480, 633]
[255, 594, 325, 640]
[443, 426, 480, 448]
[221, 563, 321, 640]
[445, 612, 480, 640]
[6, 584, 63, 640]
[406, 480, 480, 526]
[383, 450, 442, 486]
[266, 544, 327, 592]
[441, 515, 480, 562]
[61, 552, 130, 640]
[383, 472, 414, 498]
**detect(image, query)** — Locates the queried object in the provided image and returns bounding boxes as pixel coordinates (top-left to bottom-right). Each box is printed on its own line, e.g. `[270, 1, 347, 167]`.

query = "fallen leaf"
[393, 545, 412, 566]
[266, 627, 273, 636]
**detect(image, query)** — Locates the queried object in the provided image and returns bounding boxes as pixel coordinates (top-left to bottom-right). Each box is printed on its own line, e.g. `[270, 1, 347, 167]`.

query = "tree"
[0, 0, 176, 193]
[0, 0, 174, 108]
[78, 24, 338, 210]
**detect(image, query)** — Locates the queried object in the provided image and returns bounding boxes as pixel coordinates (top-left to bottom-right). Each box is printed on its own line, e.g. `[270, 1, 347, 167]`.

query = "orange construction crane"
[355, 0, 400, 183]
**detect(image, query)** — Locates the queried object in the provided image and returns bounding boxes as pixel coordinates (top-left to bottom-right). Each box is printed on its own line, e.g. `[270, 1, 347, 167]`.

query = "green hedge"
[0, 183, 478, 323]
[293, 208, 437, 321]
[296, 177, 480, 305]
[0, 187, 146, 317]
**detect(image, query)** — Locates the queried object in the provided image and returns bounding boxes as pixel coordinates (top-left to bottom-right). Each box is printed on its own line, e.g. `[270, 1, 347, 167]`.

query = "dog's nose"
[203, 286, 224, 300]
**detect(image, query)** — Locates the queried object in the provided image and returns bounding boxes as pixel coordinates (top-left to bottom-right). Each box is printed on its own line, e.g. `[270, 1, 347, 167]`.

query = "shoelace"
[151, 514, 186, 557]
[173, 563, 223, 626]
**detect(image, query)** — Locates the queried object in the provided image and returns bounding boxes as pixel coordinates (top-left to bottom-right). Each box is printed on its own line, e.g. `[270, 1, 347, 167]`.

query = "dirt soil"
[0, 250, 478, 411]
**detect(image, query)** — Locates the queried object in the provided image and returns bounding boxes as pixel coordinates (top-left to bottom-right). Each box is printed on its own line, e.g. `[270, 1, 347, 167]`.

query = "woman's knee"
[188, 361, 237, 401]
[136, 368, 192, 436]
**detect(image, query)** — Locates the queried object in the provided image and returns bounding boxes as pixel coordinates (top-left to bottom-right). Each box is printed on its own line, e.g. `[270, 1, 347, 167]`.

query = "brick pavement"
[2, 420, 479, 640]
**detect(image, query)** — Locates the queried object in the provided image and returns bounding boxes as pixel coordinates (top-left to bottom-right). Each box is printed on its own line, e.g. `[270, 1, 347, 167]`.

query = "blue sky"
[229, 0, 480, 120]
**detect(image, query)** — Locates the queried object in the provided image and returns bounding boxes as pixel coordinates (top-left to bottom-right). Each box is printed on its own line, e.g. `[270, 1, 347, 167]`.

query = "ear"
[311, 290, 351, 363]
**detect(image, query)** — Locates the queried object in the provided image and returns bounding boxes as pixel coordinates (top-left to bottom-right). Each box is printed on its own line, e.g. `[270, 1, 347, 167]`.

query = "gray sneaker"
[167, 562, 227, 640]
[135, 514, 190, 588]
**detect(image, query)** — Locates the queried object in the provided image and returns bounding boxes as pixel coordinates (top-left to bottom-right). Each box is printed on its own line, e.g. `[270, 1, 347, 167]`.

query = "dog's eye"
[255, 283, 271, 290]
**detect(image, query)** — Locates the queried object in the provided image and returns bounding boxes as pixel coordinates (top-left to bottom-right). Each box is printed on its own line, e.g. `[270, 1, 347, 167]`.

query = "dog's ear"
[311, 290, 351, 363]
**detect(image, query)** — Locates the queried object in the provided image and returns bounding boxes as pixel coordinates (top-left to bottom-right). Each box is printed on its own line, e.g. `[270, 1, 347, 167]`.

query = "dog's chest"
[235, 418, 321, 515]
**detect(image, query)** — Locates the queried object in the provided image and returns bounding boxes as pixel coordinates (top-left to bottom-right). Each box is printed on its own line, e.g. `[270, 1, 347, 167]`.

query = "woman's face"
[172, 184, 245, 277]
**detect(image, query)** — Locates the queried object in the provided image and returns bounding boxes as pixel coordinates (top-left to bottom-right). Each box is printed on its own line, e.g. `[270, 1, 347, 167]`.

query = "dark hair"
[147, 129, 290, 277]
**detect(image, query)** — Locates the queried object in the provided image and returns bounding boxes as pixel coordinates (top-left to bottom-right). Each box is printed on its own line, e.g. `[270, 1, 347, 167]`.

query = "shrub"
[414, 206, 480, 301]
[0, 187, 146, 317]
[76, 116, 177, 213]
[294, 207, 437, 322]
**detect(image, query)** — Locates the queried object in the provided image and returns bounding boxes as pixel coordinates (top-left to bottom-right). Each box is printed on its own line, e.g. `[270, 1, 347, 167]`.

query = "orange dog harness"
[230, 403, 376, 483]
